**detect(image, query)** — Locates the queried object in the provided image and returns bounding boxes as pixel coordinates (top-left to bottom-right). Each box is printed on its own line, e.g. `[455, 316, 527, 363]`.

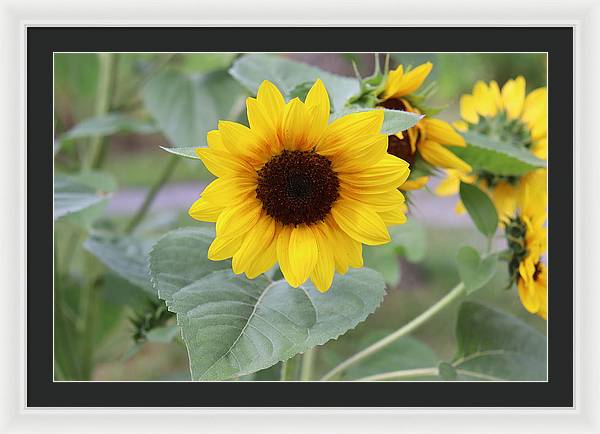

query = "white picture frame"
[1, 0, 597, 432]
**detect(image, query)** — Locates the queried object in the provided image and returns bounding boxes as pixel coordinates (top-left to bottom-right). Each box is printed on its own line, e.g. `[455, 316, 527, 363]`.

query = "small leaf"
[54, 171, 116, 221]
[451, 130, 546, 176]
[84, 232, 157, 296]
[330, 107, 422, 135]
[149, 227, 387, 380]
[60, 113, 158, 142]
[459, 182, 499, 238]
[452, 302, 547, 381]
[159, 146, 199, 160]
[456, 246, 498, 294]
[229, 54, 359, 111]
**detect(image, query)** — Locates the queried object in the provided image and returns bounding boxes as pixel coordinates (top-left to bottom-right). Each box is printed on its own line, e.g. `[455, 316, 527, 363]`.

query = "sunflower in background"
[378, 62, 471, 190]
[504, 170, 547, 319]
[189, 79, 410, 292]
[436, 77, 547, 219]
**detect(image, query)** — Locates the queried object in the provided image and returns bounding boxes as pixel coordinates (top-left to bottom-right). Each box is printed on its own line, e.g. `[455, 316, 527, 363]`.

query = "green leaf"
[330, 107, 423, 135]
[143, 69, 246, 148]
[229, 54, 359, 111]
[456, 246, 498, 294]
[60, 113, 158, 142]
[159, 146, 199, 160]
[342, 333, 438, 380]
[390, 219, 427, 263]
[452, 302, 547, 380]
[54, 171, 116, 221]
[149, 227, 386, 380]
[362, 244, 400, 287]
[451, 130, 546, 176]
[437, 362, 457, 381]
[459, 182, 499, 238]
[84, 232, 157, 296]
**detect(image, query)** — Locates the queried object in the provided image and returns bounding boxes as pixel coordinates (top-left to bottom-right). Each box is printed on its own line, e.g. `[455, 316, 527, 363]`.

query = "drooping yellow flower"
[379, 62, 470, 190]
[189, 79, 410, 292]
[505, 170, 547, 319]
[440, 77, 547, 219]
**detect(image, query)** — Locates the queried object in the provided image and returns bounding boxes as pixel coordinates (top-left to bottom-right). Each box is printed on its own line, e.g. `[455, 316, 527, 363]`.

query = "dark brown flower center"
[256, 150, 339, 226]
[533, 262, 543, 282]
[387, 135, 416, 167]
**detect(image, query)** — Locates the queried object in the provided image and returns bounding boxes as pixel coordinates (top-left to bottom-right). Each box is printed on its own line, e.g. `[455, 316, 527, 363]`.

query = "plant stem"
[300, 348, 316, 381]
[124, 154, 179, 234]
[85, 53, 114, 170]
[353, 367, 439, 382]
[280, 356, 301, 381]
[320, 282, 466, 381]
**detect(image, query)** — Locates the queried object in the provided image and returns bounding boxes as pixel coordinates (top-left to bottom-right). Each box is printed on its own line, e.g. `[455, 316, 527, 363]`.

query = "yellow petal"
[200, 176, 256, 207]
[304, 79, 331, 147]
[399, 176, 429, 191]
[502, 76, 526, 120]
[532, 138, 547, 160]
[489, 80, 503, 109]
[196, 147, 254, 178]
[384, 62, 432, 98]
[215, 199, 262, 240]
[276, 226, 298, 287]
[331, 134, 389, 173]
[188, 197, 223, 222]
[208, 233, 244, 261]
[423, 118, 466, 147]
[338, 154, 410, 193]
[331, 199, 390, 245]
[246, 97, 282, 154]
[281, 98, 312, 151]
[453, 120, 468, 132]
[207, 129, 227, 151]
[460, 94, 479, 124]
[490, 182, 517, 220]
[382, 64, 404, 99]
[326, 217, 363, 272]
[310, 223, 335, 292]
[232, 214, 277, 278]
[472, 81, 497, 117]
[521, 87, 547, 127]
[256, 80, 285, 124]
[340, 186, 406, 212]
[434, 171, 461, 197]
[418, 140, 472, 172]
[288, 225, 318, 287]
[218, 120, 268, 163]
[379, 207, 407, 225]
[317, 110, 384, 155]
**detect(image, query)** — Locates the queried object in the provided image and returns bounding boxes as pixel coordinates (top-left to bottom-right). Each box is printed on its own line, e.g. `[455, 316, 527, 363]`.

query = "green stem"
[300, 348, 316, 381]
[85, 53, 114, 170]
[280, 356, 301, 381]
[124, 154, 179, 234]
[353, 367, 439, 382]
[320, 282, 466, 381]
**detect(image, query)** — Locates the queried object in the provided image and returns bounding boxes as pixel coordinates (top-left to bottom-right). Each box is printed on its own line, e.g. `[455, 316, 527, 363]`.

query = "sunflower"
[189, 79, 410, 292]
[438, 77, 547, 219]
[378, 62, 471, 190]
[505, 170, 547, 319]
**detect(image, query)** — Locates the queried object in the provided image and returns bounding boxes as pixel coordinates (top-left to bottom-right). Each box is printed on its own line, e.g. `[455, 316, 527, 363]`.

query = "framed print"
[2, 0, 598, 431]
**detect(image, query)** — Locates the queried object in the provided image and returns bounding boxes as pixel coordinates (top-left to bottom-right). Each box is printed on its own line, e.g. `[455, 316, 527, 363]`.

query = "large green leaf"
[459, 182, 499, 238]
[330, 108, 423, 135]
[229, 54, 359, 111]
[54, 171, 116, 221]
[149, 227, 387, 380]
[452, 130, 546, 176]
[456, 246, 498, 294]
[143, 69, 246, 148]
[451, 302, 547, 380]
[84, 232, 157, 296]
